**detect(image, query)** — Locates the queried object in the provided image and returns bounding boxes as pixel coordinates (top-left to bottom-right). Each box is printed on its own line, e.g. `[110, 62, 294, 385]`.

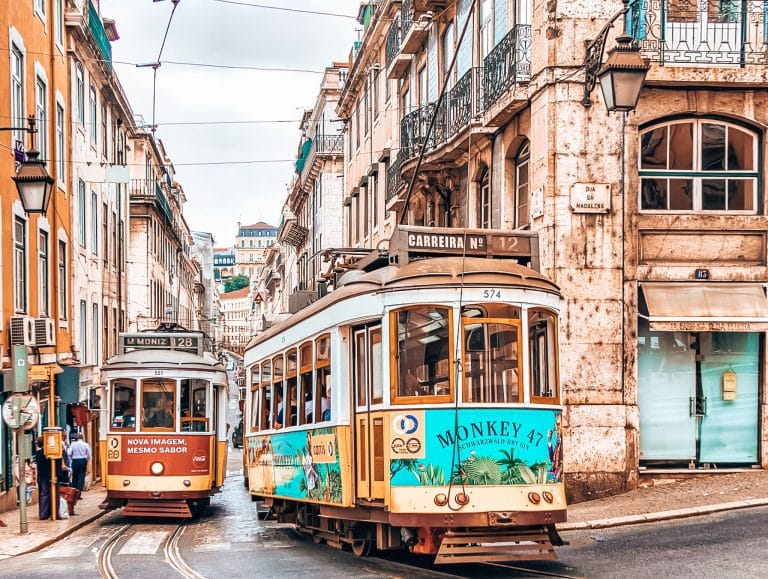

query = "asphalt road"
[0, 448, 766, 578]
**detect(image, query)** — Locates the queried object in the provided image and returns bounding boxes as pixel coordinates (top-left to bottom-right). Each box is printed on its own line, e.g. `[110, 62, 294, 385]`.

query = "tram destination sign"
[120, 333, 203, 355]
[392, 225, 536, 264]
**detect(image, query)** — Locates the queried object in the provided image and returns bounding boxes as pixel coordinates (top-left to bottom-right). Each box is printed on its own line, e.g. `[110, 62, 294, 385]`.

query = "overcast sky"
[100, 0, 359, 247]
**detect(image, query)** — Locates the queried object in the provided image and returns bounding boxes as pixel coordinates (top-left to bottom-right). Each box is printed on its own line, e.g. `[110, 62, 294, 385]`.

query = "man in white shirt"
[68, 433, 92, 491]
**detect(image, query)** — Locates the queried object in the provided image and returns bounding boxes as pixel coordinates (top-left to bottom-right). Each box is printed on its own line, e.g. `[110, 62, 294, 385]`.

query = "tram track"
[96, 521, 205, 579]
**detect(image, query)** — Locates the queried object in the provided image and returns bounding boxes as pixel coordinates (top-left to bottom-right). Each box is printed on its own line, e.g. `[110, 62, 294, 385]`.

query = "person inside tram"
[149, 396, 175, 428]
[321, 386, 331, 422]
[122, 395, 137, 427]
[273, 390, 284, 429]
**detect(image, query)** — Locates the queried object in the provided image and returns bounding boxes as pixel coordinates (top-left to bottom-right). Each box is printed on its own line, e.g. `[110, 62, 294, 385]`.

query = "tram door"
[353, 326, 385, 501]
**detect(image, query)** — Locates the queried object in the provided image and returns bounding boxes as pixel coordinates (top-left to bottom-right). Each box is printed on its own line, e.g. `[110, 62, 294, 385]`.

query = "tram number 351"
[483, 288, 502, 299]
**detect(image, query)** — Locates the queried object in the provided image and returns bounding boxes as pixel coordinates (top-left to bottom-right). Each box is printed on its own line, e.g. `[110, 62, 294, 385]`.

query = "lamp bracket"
[581, 3, 632, 107]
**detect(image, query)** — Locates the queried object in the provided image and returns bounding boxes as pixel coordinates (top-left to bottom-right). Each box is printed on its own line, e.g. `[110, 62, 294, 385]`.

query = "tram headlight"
[122, 480, 130, 487]
[454, 492, 470, 506]
[183, 480, 191, 487]
[434, 493, 449, 506]
[528, 492, 541, 504]
[542, 491, 554, 504]
[150, 461, 165, 475]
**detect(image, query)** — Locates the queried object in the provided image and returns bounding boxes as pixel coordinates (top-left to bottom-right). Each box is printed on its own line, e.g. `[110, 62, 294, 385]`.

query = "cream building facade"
[337, 0, 768, 501]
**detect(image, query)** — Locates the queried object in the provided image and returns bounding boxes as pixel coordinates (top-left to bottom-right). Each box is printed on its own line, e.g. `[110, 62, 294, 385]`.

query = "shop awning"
[640, 283, 768, 332]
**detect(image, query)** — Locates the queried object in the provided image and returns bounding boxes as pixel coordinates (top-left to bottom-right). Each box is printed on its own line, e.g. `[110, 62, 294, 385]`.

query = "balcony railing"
[314, 134, 344, 154]
[483, 24, 531, 109]
[386, 154, 403, 203]
[385, 19, 403, 69]
[88, 1, 112, 70]
[628, 0, 768, 66]
[401, 0, 414, 38]
[399, 67, 485, 162]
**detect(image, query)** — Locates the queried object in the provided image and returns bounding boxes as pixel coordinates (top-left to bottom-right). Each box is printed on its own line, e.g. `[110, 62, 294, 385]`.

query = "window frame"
[35, 75, 47, 161]
[389, 305, 455, 405]
[38, 230, 49, 317]
[638, 118, 760, 214]
[11, 43, 25, 146]
[14, 217, 27, 313]
[58, 240, 67, 320]
[528, 308, 561, 405]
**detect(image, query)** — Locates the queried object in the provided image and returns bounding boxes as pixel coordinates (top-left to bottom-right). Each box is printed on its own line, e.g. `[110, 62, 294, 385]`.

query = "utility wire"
[208, 0, 357, 19]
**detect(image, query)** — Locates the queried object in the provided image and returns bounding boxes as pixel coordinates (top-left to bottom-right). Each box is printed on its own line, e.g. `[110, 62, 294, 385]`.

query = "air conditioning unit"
[35, 318, 56, 347]
[10, 316, 35, 346]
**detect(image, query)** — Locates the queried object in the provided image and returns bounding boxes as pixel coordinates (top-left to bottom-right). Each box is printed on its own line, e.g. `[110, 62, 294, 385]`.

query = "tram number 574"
[483, 288, 501, 299]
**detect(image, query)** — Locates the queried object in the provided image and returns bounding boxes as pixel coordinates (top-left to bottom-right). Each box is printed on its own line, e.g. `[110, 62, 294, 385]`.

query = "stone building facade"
[340, 0, 768, 500]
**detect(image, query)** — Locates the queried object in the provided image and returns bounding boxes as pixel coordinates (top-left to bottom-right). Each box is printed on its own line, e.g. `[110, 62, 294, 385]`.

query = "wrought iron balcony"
[385, 19, 403, 70]
[88, 1, 112, 70]
[400, 102, 437, 160]
[628, 0, 768, 66]
[386, 154, 404, 204]
[398, 67, 485, 163]
[483, 24, 531, 109]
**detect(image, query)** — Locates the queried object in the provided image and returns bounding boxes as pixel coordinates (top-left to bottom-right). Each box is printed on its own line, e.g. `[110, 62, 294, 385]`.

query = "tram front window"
[181, 379, 210, 432]
[141, 380, 177, 430]
[529, 309, 559, 403]
[111, 379, 137, 430]
[394, 306, 452, 400]
[463, 321, 521, 403]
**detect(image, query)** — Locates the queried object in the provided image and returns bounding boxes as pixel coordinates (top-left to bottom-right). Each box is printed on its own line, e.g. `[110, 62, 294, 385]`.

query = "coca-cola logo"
[192, 451, 207, 464]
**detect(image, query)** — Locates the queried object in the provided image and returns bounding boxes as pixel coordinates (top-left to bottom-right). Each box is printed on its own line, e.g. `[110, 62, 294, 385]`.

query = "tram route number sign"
[122, 334, 200, 353]
[404, 230, 532, 258]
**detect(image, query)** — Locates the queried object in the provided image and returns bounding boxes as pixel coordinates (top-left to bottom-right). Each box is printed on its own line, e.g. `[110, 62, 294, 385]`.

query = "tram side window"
[141, 379, 176, 430]
[180, 379, 209, 432]
[250, 364, 260, 431]
[285, 349, 298, 427]
[316, 334, 332, 421]
[529, 309, 559, 403]
[393, 306, 452, 401]
[462, 305, 522, 403]
[111, 379, 137, 429]
[299, 342, 314, 424]
[272, 354, 285, 429]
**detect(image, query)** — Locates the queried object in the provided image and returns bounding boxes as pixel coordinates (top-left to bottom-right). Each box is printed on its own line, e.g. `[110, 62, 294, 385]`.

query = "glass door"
[354, 325, 384, 501]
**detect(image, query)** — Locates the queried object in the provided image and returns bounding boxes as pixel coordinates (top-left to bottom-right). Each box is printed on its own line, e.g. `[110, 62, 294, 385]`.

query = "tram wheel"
[350, 540, 373, 558]
[312, 534, 324, 545]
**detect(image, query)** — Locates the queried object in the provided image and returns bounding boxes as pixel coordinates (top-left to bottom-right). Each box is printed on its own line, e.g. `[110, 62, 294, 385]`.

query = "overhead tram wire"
[144, 0, 183, 135]
[207, 0, 357, 19]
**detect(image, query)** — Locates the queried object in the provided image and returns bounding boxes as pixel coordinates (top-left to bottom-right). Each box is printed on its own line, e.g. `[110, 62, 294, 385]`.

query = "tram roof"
[103, 349, 227, 373]
[246, 256, 559, 350]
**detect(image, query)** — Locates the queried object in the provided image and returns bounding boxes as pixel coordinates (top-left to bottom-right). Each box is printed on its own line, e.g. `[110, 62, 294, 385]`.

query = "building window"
[515, 141, 530, 228]
[39, 231, 49, 317]
[35, 76, 47, 161]
[11, 45, 25, 145]
[78, 180, 86, 246]
[91, 192, 98, 255]
[14, 217, 27, 313]
[58, 240, 67, 320]
[89, 85, 97, 145]
[103, 203, 109, 264]
[101, 102, 108, 160]
[80, 301, 88, 365]
[640, 119, 759, 212]
[76, 64, 85, 125]
[373, 69, 380, 119]
[56, 103, 65, 184]
[442, 21, 455, 90]
[355, 101, 361, 149]
[34, 0, 46, 20]
[54, 0, 63, 46]
[103, 304, 109, 359]
[478, 168, 491, 229]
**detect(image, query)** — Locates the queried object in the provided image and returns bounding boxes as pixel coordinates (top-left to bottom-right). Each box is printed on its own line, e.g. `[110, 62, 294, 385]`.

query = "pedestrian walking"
[68, 433, 92, 491]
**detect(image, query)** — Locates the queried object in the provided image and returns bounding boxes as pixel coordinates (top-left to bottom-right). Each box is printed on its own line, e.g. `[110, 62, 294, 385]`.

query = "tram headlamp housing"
[528, 492, 541, 504]
[434, 493, 448, 506]
[183, 479, 191, 487]
[122, 480, 130, 487]
[542, 491, 554, 504]
[150, 461, 165, 475]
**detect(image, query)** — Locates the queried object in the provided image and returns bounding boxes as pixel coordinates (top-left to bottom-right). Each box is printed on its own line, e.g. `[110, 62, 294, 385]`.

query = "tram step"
[435, 527, 558, 564]
[122, 500, 193, 518]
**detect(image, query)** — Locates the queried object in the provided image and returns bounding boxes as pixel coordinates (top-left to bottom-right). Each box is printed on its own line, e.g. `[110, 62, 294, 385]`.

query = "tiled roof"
[220, 287, 251, 299]
[241, 222, 276, 230]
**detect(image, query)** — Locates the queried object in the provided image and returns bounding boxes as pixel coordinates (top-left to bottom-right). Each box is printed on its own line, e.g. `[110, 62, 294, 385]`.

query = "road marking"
[119, 531, 169, 555]
[41, 536, 98, 558]
[192, 542, 231, 552]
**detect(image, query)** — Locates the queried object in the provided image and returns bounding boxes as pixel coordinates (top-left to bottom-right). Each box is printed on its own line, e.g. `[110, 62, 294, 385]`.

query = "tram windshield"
[393, 306, 452, 400]
[180, 379, 210, 432]
[111, 379, 137, 430]
[141, 379, 177, 431]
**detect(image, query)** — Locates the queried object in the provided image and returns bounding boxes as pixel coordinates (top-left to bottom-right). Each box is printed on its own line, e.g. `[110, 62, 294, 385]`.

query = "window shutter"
[494, 0, 508, 47]
[427, 28, 438, 102]
[457, 0, 473, 78]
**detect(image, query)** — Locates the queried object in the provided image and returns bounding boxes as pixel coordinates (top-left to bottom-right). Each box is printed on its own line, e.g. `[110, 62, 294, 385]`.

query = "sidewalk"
[0, 485, 108, 560]
[0, 471, 766, 558]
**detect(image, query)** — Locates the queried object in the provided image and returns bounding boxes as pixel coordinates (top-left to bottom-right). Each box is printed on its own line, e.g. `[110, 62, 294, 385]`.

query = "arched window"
[515, 141, 530, 228]
[639, 119, 759, 212]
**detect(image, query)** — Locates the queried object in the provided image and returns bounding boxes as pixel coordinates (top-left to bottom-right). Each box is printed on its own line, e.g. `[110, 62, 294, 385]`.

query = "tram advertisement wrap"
[246, 427, 343, 504]
[389, 408, 563, 486]
[107, 435, 211, 476]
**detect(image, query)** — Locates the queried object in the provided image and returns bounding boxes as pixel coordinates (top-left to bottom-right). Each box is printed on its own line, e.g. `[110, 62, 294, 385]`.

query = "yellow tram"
[243, 226, 566, 563]
[99, 325, 229, 517]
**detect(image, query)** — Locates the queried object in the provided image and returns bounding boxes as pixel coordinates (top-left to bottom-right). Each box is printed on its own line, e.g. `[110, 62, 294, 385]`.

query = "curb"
[559, 498, 768, 531]
[12, 507, 111, 559]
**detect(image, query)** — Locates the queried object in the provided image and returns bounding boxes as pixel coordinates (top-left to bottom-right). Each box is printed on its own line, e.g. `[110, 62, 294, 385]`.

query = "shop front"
[637, 283, 768, 467]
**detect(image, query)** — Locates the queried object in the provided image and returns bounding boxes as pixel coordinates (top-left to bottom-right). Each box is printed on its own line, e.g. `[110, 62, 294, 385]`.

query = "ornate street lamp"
[11, 117, 54, 214]
[597, 34, 650, 113]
